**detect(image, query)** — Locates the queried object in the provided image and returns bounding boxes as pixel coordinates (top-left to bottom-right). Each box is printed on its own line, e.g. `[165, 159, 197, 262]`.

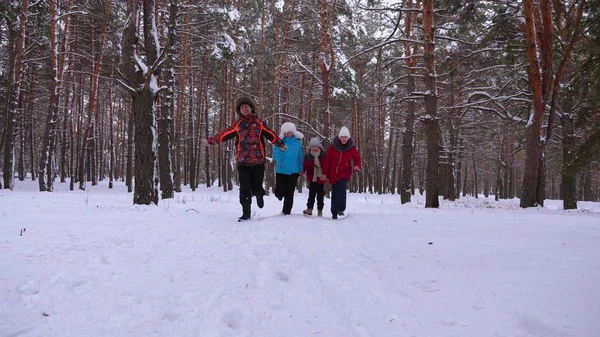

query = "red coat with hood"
[322, 137, 362, 186]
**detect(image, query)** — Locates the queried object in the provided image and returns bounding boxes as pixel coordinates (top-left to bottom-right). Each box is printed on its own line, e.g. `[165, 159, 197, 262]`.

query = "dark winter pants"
[330, 179, 348, 215]
[306, 182, 325, 211]
[275, 173, 299, 214]
[238, 165, 265, 215]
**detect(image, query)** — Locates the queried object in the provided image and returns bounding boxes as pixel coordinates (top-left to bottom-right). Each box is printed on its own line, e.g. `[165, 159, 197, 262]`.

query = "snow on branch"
[460, 48, 503, 58]
[293, 55, 323, 86]
[356, 3, 423, 13]
[264, 113, 327, 140]
[471, 64, 527, 74]
[434, 35, 479, 46]
[57, 11, 89, 21]
[134, 53, 148, 75]
[114, 77, 136, 94]
[459, 95, 527, 124]
[342, 38, 424, 67]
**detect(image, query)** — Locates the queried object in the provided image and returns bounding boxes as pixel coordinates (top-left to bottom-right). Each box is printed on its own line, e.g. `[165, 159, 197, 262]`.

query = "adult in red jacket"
[322, 126, 362, 219]
[202, 97, 286, 221]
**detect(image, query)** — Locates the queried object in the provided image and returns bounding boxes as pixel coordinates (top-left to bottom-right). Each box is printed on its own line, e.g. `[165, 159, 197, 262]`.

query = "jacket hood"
[331, 136, 355, 152]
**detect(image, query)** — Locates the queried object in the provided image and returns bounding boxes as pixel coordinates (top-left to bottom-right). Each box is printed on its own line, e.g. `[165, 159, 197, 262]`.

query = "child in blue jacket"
[273, 122, 304, 214]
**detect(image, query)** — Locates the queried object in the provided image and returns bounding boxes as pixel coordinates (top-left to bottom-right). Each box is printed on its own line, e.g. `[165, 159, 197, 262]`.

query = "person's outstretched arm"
[201, 122, 238, 146]
[260, 122, 285, 149]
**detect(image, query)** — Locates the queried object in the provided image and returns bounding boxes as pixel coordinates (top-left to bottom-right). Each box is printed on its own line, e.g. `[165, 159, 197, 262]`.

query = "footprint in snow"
[276, 271, 289, 282]
[221, 310, 242, 330]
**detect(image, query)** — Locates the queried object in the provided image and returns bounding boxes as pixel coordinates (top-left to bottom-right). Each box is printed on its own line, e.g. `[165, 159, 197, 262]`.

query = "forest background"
[1, 0, 599, 209]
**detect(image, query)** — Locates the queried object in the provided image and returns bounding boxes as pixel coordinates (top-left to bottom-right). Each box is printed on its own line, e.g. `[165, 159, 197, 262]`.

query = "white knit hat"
[280, 122, 304, 139]
[338, 126, 351, 138]
[308, 137, 322, 149]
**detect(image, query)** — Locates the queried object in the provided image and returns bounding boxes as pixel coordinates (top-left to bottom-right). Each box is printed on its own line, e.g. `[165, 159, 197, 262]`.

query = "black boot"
[256, 195, 264, 208]
[239, 201, 251, 221]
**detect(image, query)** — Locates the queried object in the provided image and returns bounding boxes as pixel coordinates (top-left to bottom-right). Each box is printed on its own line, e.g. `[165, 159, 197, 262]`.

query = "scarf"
[311, 149, 322, 182]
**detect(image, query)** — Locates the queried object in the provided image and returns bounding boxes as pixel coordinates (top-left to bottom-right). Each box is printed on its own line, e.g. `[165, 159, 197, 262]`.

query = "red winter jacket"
[322, 137, 362, 186]
[303, 151, 327, 184]
[207, 114, 284, 166]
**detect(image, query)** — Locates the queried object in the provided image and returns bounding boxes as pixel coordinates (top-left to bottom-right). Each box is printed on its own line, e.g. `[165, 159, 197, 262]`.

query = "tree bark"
[126, 105, 134, 193]
[157, 0, 177, 199]
[520, 0, 546, 207]
[39, 0, 62, 192]
[423, 0, 440, 208]
[3, 0, 28, 190]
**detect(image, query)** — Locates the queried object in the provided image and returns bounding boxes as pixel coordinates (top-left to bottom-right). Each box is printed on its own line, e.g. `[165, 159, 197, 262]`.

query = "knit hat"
[308, 137, 323, 149]
[235, 96, 257, 115]
[280, 122, 304, 139]
[338, 126, 351, 138]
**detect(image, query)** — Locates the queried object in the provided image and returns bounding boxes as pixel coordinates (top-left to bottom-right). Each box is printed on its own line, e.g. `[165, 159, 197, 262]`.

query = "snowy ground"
[1, 180, 599, 337]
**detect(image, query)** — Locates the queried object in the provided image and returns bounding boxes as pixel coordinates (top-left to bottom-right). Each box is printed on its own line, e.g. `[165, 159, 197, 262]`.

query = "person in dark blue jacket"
[273, 122, 304, 215]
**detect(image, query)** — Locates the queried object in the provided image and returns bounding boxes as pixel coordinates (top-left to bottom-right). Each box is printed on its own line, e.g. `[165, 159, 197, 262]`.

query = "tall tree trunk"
[3, 0, 28, 190]
[126, 105, 134, 193]
[188, 80, 196, 192]
[446, 72, 457, 201]
[400, 2, 418, 203]
[26, 66, 38, 181]
[520, 0, 552, 207]
[319, 0, 335, 136]
[456, 138, 464, 199]
[133, 88, 158, 204]
[423, 0, 440, 208]
[39, 0, 62, 192]
[204, 90, 211, 187]
[60, 68, 73, 184]
[119, 0, 165, 204]
[472, 148, 478, 198]
[462, 146, 468, 197]
[582, 172, 594, 201]
[81, 0, 111, 189]
[69, 109, 75, 190]
[108, 68, 115, 189]
[157, 0, 177, 199]
[17, 79, 26, 182]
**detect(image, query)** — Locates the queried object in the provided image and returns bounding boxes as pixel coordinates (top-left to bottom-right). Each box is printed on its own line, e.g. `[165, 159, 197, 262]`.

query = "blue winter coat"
[273, 136, 303, 175]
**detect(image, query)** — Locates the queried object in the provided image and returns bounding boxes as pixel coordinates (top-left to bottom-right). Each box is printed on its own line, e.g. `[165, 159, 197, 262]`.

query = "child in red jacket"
[322, 127, 361, 219]
[302, 137, 327, 217]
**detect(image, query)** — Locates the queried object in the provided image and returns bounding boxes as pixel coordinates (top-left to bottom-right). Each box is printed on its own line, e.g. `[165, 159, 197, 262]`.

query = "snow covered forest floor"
[1, 181, 599, 337]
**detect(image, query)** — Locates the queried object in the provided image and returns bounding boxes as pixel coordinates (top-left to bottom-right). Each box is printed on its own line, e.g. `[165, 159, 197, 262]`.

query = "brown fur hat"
[235, 96, 257, 115]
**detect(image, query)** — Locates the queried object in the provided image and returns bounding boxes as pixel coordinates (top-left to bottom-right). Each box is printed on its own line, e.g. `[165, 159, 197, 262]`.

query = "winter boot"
[239, 202, 251, 221]
[303, 208, 313, 216]
[332, 213, 338, 220]
[317, 210, 323, 217]
[256, 195, 264, 208]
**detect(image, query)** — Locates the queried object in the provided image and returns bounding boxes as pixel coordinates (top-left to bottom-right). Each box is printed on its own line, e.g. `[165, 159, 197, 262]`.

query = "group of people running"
[201, 96, 362, 221]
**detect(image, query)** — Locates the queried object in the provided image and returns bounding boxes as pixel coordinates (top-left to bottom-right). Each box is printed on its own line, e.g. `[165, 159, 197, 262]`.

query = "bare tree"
[118, 0, 166, 205]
